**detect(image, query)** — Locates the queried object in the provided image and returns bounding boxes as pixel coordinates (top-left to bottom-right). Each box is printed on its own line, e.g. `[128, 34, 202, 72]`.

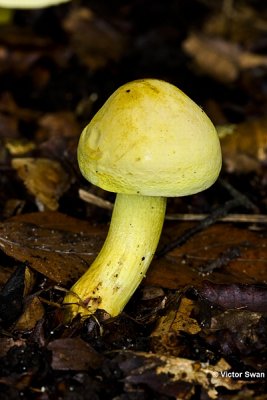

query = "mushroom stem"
[64, 194, 166, 318]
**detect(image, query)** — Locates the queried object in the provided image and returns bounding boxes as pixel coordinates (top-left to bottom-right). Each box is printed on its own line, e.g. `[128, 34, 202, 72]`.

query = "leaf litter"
[0, 1, 267, 399]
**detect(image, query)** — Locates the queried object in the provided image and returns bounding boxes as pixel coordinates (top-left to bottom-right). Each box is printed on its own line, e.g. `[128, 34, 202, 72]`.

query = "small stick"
[156, 198, 242, 258]
[157, 179, 259, 258]
[198, 246, 241, 274]
[165, 213, 267, 223]
[79, 188, 113, 210]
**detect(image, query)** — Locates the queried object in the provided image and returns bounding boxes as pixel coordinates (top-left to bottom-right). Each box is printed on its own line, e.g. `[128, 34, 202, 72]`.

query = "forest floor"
[0, 1, 267, 399]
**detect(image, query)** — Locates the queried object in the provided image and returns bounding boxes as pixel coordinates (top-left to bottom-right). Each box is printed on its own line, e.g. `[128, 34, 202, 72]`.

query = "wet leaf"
[0, 212, 105, 285]
[147, 223, 267, 289]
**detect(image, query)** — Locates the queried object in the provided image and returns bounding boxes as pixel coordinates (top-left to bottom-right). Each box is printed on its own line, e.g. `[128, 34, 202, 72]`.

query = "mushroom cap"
[0, 0, 70, 8]
[78, 79, 222, 197]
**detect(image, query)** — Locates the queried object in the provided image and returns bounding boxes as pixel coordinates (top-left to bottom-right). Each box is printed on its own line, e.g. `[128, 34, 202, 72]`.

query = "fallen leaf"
[37, 112, 80, 141]
[203, 5, 267, 46]
[47, 337, 103, 371]
[5, 139, 36, 156]
[0, 266, 25, 327]
[183, 33, 267, 83]
[118, 352, 245, 399]
[12, 157, 70, 211]
[0, 212, 105, 285]
[198, 281, 267, 313]
[203, 308, 267, 363]
[0, 338, 26, 358]
[14, 296, 45, 332]
[151, 297, 200, 355]
[147, 222, 267, 289]
[63, 7, 126, 70]
[218, 117, 267, 173]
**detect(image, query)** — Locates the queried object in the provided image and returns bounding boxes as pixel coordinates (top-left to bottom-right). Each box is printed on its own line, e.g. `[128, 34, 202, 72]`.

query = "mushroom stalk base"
[64, 193, 166, 318]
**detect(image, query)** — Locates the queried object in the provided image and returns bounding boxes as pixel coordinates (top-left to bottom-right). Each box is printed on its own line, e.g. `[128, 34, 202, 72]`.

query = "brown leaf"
[183, 33, 267, 83]
[203, 6, 267, 46]
[63, 8, 126, 70]
[199, 281, 267, 313]
[11, 157, 70, 211]
[218, 117, 267, 173]
[14, 296, 45, 332]
[37, 112, 80, 141]
[5, 139, 36, 156]
[151, 297, 200, 355]
[0, 212, 105, 285]
[147, 223, 267, 289]
[119, 352, 245, 399]
[47, 337, 103, 371]
[0, 27, 70, 75]
[0, 265, 15, 287]
[203, 309, 267, 362]
[0, 338, 26, 358]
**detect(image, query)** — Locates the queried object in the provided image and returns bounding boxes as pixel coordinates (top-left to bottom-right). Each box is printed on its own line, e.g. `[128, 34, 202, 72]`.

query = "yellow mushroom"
[64, 79, 222, 319]
[0, 0, 70, 8]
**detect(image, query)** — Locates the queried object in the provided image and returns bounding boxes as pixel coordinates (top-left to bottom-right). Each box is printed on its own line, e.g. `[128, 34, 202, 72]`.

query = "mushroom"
[64, 79, 222, 319]
[0, 0, 70, 8]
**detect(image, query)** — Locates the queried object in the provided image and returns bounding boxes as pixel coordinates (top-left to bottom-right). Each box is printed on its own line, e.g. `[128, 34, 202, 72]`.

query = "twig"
[157, 198, 242, 258]
[79, 188, 113, 210]
[198, 246, 241, 274]
[157, 179, 258, 258]
[165, 213, 267, 223]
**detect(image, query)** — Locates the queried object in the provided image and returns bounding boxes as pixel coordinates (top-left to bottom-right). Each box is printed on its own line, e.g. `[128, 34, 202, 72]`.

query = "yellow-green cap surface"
[78, 79, 222, 197]
[0, 0, 70, 8]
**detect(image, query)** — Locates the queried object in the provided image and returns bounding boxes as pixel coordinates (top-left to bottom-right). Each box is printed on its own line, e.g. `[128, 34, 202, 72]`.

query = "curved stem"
[64, 194, 166, 318]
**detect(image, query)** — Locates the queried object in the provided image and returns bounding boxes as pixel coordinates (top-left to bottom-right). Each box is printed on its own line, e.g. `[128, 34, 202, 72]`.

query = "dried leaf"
[183, 33, 267, 83]
[14, 296, 44, 332]
[63, 8, 126, 70]
[151, 297, 200, 355]
[11, 157, 70, 211]
[0, 212, 105, 284]
[5, 139, 36, 156]
[203, 6, 267, 46]
[210, 309, 262, 331]
[0, 265, 15, 287]
[47, 337, 103, 371]
[218, 117, 267, 173]
[0, 338, 26, 358]
[0, 266, 25, 327]
[119, 352, 245, 399]
[37, 112, 80, 141]
[203, 308, 267, 361]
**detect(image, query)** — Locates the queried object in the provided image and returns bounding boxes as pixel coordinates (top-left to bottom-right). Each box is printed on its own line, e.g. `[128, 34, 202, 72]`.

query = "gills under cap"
[78, 79, 222, 197]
